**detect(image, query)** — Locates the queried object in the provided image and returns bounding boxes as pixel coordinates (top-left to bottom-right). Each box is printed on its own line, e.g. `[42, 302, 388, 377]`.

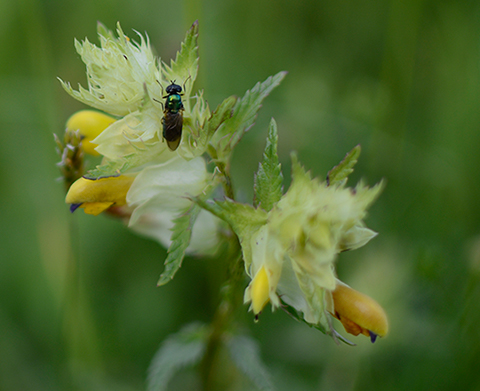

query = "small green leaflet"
[157, 203, 201, 286]
[147, 323, 207, 391]
[254, 118, 283, 212]
[227, 335, 274, 390]
[327, 145, 361, 186]
[212, 71, 287, 164]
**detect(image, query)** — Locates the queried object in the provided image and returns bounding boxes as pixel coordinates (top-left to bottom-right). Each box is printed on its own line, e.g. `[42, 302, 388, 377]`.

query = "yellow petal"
[250, 266, 270, 315]
[80, 202, 114, 216]
[66, 175, 135, 212]
[66, 110, 116, 156]
[331, 280, 388, 342]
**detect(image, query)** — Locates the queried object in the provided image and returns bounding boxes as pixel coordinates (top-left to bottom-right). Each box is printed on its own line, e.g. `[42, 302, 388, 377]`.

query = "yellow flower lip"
[330, 280, 388, 343]
[66, 175, 135, 215]
[66, 110, 116, 156]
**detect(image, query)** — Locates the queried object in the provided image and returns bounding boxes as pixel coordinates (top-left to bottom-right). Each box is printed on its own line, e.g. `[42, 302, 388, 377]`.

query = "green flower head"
[198, 132, 385, 340]
[245, 154, 382, 324]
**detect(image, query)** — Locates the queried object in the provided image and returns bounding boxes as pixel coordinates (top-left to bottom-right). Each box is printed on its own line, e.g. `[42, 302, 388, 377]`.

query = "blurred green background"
[1, 0, 480, 389]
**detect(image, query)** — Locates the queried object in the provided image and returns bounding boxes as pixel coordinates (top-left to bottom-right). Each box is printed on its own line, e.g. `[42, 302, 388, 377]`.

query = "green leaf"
[193, 198, 267, 272]
[147, 323, 207, 391]
[327, 145, 361, 186]
[254, 118, 283, 211]
[162, 21, 199, 94]
[157, 203, 202, 286]
[227, 335, 274, 391]
[193, 198, 267, 239]
[212, 71, 287, 163]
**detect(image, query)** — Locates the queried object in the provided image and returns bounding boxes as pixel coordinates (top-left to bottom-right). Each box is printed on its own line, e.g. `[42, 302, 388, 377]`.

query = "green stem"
[200, 236, 244, 390]
[216, 160, 235, 200]
[199, 154, 244, 389]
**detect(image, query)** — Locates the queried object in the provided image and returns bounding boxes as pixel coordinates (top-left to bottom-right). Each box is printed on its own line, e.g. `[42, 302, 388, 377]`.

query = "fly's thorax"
[165, 94, 184, 113]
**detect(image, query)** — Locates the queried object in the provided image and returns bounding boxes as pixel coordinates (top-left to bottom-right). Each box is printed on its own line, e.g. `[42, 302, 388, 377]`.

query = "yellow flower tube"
[330, 280, 388, 343]
[66, 175, 135, 216]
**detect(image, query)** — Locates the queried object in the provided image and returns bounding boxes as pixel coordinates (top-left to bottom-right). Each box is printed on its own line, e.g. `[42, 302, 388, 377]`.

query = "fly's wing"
[162, 111, 183, 151]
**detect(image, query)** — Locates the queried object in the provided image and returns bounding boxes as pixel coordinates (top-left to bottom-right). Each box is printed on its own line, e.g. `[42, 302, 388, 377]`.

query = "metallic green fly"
[161, 81, 184, 151]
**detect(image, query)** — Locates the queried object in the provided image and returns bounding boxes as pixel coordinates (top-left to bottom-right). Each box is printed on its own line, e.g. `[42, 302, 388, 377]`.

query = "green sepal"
[226, 335, 274, 390]
[327, 145, 361, 186]
[147, 323, 208, 391]
[253, 118, 283, 211]
[156, 203, 202, 286]
[211, 71, 287, 164]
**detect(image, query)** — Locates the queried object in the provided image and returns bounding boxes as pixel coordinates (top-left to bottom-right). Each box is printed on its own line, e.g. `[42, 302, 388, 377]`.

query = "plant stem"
[200, 237, 244, 390]
[216, 160, 235, 200]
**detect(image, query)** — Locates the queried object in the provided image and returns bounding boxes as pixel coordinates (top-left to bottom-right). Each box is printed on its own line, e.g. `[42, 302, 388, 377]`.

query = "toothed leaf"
[162, 21, 199, 97]
[254, 118, 283, 211]
[212, 71, 287, 163]
[157, 203, 201, 286]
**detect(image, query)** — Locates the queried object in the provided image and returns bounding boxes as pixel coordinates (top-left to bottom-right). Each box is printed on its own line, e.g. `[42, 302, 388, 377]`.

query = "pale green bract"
[59, 21, 209, 175]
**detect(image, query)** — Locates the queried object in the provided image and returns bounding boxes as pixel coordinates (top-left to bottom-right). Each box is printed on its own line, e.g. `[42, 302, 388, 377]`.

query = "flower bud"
[330, 280, 388, 342]
[66, 110, 116, 156]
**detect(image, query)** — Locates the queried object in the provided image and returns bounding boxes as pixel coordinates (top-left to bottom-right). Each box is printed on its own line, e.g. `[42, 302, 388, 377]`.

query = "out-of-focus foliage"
[1, 0, 479, 390]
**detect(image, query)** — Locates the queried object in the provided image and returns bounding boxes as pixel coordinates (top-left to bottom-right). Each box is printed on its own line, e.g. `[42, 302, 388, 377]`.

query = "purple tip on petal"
[70, 203, 82, 213]
[369, 331, 378, 343]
